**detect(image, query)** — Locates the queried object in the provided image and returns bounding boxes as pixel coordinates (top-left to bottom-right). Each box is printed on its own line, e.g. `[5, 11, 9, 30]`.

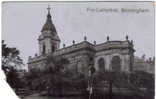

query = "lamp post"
[88, 65, 95, 99]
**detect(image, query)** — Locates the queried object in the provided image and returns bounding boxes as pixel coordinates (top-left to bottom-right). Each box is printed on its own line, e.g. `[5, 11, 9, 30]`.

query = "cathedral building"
[28, 7, 135, 75]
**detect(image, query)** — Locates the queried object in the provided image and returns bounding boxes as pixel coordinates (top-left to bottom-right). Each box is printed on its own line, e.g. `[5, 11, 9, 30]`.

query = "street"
[23, 93, 84, 99]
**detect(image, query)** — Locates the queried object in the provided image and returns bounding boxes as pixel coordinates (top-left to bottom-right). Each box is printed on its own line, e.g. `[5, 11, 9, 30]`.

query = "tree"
[24, 54, 71, 96]
[2, 40, 24, 71]
[44, 55, 71, 96]
[129, 71, 154, 98]
[92, 70, 154, 99]
[2, 40, 24, 89]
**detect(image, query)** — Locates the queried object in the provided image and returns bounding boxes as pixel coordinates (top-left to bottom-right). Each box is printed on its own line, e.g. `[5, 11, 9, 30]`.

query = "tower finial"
[47, 5, 51, 14]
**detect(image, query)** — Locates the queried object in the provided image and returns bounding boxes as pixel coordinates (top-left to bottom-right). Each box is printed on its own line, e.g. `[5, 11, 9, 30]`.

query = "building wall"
[94, 48, 131, 72]
[60, 49, 94, 76]
[28, 47, 94, 76]
[133, 57, 155, 74]
[28, 41, 134, 75]
[39, 38, 51, 55]
[28, 55, 46, 71]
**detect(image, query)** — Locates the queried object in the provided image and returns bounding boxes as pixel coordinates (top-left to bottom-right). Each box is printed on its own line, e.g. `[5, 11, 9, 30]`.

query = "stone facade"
[133, 55, 155, 74]
[28, 7, 135, 75]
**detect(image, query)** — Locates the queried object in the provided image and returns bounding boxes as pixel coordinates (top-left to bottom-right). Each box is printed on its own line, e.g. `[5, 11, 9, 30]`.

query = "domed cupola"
[41, 6, 57, 36]
[38, 5, 60, 55]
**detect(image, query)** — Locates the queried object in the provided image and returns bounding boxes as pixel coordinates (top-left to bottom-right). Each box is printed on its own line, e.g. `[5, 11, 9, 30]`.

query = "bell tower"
[38, 6, 60, 55]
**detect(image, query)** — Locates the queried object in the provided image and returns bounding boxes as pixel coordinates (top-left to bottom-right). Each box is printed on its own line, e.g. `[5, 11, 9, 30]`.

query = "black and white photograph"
[1, 1, 155, 99]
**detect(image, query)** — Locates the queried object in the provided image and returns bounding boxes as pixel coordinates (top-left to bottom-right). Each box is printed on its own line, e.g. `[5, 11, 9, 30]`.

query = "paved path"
[23, 93, 84, 99]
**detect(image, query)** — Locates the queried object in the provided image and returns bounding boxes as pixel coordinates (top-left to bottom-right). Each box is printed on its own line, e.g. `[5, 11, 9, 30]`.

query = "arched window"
[42, 44, 46, 54]
[98, 58, 105, 72]
[111, 56, 121, 72]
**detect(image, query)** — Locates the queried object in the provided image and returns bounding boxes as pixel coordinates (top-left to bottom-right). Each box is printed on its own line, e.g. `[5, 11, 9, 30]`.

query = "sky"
[2, 1, 155, 65]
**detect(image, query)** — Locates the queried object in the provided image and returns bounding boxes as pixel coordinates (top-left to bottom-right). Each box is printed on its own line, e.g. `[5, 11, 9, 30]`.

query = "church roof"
[41, 6, 57, 33]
